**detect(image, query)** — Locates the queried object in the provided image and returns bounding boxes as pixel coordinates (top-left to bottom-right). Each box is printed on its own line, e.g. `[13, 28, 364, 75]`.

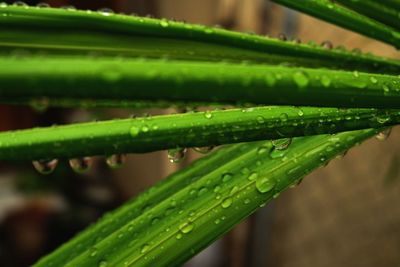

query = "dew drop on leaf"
[255, 177, 276, 193]
[375, 128, 392, 141]
[32, 159, 58, 175]
[222, 172, 233, 182]
[13, 1, 27, 7]
[98, 8, 113, 16]
[167, 148, 186, 163]
[193, 146, 214, 154]
[140, 244, 150, 254]
[321, 75, 331, 87]
[204, 111, 213, 119]
[221, 197, 233, 208]
[179, 222, 194, 234]
[247, 172, 258, 181]
[98, 260, 108, 267]
[69, 157, 93, 173]
[106, 154, 126, 169]
[272, 138, 292, 150]
[129, 126, 140, 137]
[293, 71, 309, 89]
[321, 40, 333, 49]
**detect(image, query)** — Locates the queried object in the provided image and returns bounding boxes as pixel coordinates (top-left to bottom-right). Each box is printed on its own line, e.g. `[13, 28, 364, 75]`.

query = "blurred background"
[0, 0, 400, 266]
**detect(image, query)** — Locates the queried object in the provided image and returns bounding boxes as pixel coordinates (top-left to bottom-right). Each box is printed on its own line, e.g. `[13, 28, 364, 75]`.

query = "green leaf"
[334, 0, 400, 31]
[271, 0, 400, 48]
[0, 106, 398, 160]
[1, 56, 400, 108]
[34, 128, 379, 267]
[0, 4, 399, 73]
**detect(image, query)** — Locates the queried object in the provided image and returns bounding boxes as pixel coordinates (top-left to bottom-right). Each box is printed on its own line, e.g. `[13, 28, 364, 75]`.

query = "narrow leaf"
[0, 106, 398, 160]
[1, 57, 399, 108]
[335, 0, 400, 31]
[34, 128, 379, 267]
[0, 4, 399, 73]
[272, 0, 400, 48]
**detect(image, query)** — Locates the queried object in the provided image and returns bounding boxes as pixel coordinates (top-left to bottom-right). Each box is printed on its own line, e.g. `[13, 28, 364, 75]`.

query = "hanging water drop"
[98, 260, 108, 267]
[32, 159, 58, 175]
[106, 154, 126, 169]
[193, 146, 214, 154]
[278, 33, 287, 41]
[375, 128, 392, 141]
[167, 148, 186, 163]
[69, 157, 93, 173]
[321, 41, 333, 49]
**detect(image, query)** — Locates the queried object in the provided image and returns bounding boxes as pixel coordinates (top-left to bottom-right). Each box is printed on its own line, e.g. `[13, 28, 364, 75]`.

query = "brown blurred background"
[0, 1, 399, 266]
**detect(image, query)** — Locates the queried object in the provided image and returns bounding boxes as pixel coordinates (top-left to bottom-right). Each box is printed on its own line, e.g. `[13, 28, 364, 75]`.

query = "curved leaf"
[34, 128, 379, 267]
[0, 4, 399, 73]
[272, 0, 400, 48]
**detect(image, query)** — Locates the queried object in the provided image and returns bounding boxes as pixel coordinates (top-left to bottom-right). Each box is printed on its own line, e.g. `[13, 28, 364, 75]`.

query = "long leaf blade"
[0, 4, 399, 73]
[1, 57, 399, 108]
[271, 0, 400, 48]
[34, 128, 379, 266]
[0, 106, 398, 160]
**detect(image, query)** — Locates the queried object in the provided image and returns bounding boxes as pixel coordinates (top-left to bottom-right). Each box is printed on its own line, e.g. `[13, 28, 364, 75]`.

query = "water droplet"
[375, 128, 391, 141]
[176, 233, 183, 239]
[244, 198, 251, 204]
[272, 138, 292, 150]
[98, 8, 113, 16]
[30, 97, 49, 113]
[376, 113, 390, 124]
[36, 2, 49, 8]
[293, 71, 309, 89]
[256, 116, 265, 124]
[265, 74, 276, 86]
[32, 159, 58, 175]
[247, 172, 258, 181]
[98, 260, 108, 267]
[160, 19, 169, 27]
[69, 157, 93, 173]
[90, 247, 98, 257]
[321, 41, 333, 49]
[278, 33, 287, 41]
[257, 146, 269, 154]
[204, 111, 213, 119]
[256, 177, 276, 193]
[167, 148, 186, 163]
[106, 154, 126, 169]
[13, 1, 27, 7]
[193, 146, 214, 154]
[222, 173, 233, 183]
[221, 197, 233, 208]
[130, 126, 140, 137]
[280, 113, 289, 122]
[141, 244, 150, 253]
[179, 222, 194, 234]
[370, 77, 378, 84]
[353, 71, 359, 78]
[321, 75, 331, 87]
